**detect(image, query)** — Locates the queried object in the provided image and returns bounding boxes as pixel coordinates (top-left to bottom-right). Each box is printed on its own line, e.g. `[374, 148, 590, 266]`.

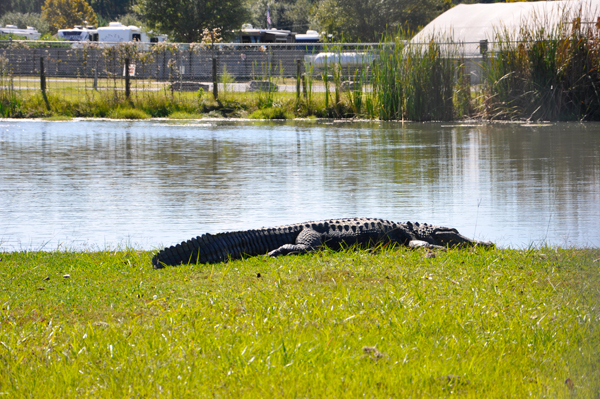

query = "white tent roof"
[412, 0, 600, 47]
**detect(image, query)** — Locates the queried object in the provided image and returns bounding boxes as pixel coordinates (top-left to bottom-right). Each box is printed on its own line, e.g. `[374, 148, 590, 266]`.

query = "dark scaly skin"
[151, 217, 493, 268]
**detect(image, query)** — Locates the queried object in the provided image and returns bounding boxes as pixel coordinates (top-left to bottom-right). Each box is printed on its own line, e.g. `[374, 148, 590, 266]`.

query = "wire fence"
[0, 41, 488, 100]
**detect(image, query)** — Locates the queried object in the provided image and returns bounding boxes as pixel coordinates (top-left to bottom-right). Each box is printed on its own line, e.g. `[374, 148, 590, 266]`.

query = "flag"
[267, 6, 271, 27]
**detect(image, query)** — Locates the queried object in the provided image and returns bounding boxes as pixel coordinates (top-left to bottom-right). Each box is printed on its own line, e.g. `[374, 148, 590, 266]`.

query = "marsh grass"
[108, 107, 151, 120]
[346, 64, 370, 117]
[373, 36, 460, 121]
[220, 65, 235, 100]
[169, 111, 205, 119]
[0, 55, 21, 117]
[249, 106, 294, 120]
[483, 4, 600, 120]
[41, 115, 73, 121]
[0, 247, 598, 397]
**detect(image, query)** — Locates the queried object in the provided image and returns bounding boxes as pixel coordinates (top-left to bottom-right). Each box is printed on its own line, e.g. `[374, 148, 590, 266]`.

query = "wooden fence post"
[40, 57, 50, 110]
[296, 59, 301, 101]
[125, 58, 131, 99]
[40, 57, 46, 93]
[93, 59, 98, 90]
[212, 57, 218, 100]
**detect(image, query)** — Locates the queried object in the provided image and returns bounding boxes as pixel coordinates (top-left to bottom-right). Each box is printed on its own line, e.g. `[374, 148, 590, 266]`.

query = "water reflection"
[0, 120, 598, 250]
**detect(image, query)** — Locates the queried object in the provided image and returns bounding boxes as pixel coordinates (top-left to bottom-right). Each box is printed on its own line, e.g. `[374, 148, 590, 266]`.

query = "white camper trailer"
[97, 22, 166, 44]
[0, 25, 41, 40]
[57, 26, 98, 41]
[57, 22, 166, 46]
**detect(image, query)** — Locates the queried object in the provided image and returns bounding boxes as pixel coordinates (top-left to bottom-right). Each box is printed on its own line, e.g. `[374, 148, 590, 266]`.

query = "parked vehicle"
[57, 22, 166, 45]
[57, 26, 98, 41]
[235, 24, 296, 43]
[295, 30, 322, 52]
[295, 30, 320, 44]
[0, 25, 41, 40]
[96, 22, 166, 44]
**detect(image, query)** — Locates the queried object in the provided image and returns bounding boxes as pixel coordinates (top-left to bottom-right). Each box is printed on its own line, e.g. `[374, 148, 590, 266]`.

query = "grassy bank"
[0, 86, 360, 120]
[1, 247, 598, 397]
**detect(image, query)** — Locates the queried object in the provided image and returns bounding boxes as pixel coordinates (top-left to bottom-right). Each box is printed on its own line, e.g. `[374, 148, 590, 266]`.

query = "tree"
[41, 0, 98, 34]
[135, 0, 249, 43]
[0, 0, 46, 17]
[244, 0, 317, 32]
[0, 12, 51, 35]
[115, 12, 142, 27]
[283, 0, 317, 32]
[312, 0, 450, 42]
[88, 0, 135, 22]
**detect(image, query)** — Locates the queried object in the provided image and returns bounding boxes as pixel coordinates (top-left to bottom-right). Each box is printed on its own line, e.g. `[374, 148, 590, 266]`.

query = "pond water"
[1, 119, 599, 251]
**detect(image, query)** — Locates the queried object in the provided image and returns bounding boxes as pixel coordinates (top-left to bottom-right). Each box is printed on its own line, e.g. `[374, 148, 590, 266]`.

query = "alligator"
[152, 218, 492, 268]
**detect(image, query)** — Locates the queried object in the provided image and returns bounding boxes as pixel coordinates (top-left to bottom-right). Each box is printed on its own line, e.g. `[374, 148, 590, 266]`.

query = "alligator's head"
[431, 227, 494, 248]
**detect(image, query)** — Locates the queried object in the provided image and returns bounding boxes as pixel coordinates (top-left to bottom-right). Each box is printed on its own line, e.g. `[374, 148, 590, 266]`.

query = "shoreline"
[0, 116, 579, 124]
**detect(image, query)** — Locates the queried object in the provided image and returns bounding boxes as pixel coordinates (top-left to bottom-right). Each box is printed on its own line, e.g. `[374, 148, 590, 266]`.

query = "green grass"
[108, 107, 151, 120]
[249, 106, 295, 120]
[0, 87, 365, 120]
[1, 247, 598, 397]
[41, 115, 73, 121]
[169, 111, 205, 119]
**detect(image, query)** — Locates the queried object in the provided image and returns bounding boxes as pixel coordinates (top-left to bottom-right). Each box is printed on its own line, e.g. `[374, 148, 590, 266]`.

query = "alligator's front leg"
[268, 228, 322, 257]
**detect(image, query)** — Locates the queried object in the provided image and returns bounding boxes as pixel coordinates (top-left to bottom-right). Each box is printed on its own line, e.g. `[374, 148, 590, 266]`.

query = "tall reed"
[374, 34, 460, 121]
[374, 42, 403, 120]
[0, 54, 21, 117]
[484, 3, 600, 120]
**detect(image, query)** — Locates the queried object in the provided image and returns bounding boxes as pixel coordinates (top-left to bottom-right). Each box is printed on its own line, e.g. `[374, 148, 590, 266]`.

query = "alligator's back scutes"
[152, 217, 492, 268]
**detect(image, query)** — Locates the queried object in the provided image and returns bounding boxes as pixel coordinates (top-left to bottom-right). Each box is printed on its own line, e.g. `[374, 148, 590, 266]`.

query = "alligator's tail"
[152, 227, 300, 268]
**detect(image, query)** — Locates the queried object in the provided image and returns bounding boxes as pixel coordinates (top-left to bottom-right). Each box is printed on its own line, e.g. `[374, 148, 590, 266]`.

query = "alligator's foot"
[268, 244, 313, 257]
[268, 228, 322, 257]
[152, 255, 164, 269]
[409, 240, 446, 250]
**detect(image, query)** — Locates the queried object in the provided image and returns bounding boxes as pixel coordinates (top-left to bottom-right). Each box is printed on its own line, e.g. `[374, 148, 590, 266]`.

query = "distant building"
[411, 0, 600, 83]
[413, 0, 600, 56]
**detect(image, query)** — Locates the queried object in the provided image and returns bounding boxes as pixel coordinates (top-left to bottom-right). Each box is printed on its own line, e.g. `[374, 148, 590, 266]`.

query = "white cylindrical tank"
[312, 52, 374, 69]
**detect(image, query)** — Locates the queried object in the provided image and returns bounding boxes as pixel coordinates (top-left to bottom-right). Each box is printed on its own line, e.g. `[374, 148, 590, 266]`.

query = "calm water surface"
[1, 119, 599, 251]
